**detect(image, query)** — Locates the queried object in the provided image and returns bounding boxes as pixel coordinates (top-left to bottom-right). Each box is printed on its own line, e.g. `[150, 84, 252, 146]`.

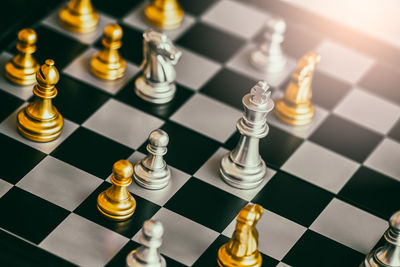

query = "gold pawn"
[97, 160, 136, 221]
[58, 0, 99, 33]
[274, 51, 321, 126]
[5, 28, 39, 85]
[17, 59, 63, 142]
[90, 24, 125, 80]
[217, 204, 263, 267]
[144, 0, 184, 30]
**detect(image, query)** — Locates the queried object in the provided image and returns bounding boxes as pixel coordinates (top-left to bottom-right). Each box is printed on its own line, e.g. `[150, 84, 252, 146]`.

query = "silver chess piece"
[126, 220, 166, 267]
[250, 17, 287, 74]
[220, 81, 274, 189]
[134, 129, 171, 190]
[360, 210, 400, 267]
[135, 29, 182, 104]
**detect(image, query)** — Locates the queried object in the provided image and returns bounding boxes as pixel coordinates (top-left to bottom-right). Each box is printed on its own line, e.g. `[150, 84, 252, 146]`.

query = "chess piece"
[90, 24, 126, 80]
[134, 129, 171, 190]
[218, 204, 263, 267]
[59, 0, 98, 33]
[220, 81, 274, 189]
[126, 220, 166, 267]
[97, 160, 136, 221]
[250, 17, 287, 74]
[5, 28, 39, 85]
[360, 210, 400, 267]
[274, 51, 320, 126]
[144, 0, 184, 30]
[17, 59, 63, 142]
[135, 29, 182, 104]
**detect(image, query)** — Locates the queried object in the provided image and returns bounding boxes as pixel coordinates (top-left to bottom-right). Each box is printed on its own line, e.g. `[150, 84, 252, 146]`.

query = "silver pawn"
[220, 81, 274, 189]
[126, 220, 166, 267]
[134, 129, 171, 190]
[250, 17, 287, 74]
[361, 210, 400, 267]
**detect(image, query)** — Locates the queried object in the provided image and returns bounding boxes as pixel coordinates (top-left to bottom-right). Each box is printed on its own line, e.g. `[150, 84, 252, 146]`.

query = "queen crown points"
[250, 81, 271, 105]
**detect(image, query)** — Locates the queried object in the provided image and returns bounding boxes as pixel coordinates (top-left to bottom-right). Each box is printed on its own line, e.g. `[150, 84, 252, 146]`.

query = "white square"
[281, 141, 360, 193]
[201, 0, 266, 39]
[277, 263, 292, 267]
[222, 207, 306, 261]
[0, 179, 12, 198]
[310, 198, 387, 254]
[17, 156, 102, 211]
[83, 99, 164, 149]
[63, 48, 140, 95]
[315, 39, 375, 84]
[170, 94, 241, 143]
[40, 213, 129, 266]
[133, 208, 219, 266]
[194, 148, 276, 201]
[364, 138, 400, 182]
[334, 88, 400, 135]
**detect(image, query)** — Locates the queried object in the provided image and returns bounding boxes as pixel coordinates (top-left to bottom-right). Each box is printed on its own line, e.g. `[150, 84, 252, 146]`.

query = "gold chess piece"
[59, 0, 99, 33]
[97, 160, 136, 221]
[217, 204, 263, 267]
[17, 59, 63, 142]
[274, 51, 321, 126]
[5, 28, 39, 85]
[144, 0, 184, 30]
[90, 24, 125, 80]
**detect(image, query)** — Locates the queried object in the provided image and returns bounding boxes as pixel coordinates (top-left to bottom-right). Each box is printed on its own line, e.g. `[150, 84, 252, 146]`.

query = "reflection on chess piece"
[274, 51, 320, 126]
[59, 0, 98, 33]
[360, 210, 400, 267]
[90, 24, 125, 80]
[97, 160, 136, 221]
[17, 59, 63, 142]
[218, 204, 263, 267]
[144, 0, 184, 30]
[5, 28, 39, 85]
[126, 220, 166, 267]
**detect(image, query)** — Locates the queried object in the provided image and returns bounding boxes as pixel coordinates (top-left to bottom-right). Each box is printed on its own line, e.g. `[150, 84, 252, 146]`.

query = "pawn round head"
[104, 24, 123, 42]
[143, 220, 164, 239]
[268, 18, 286, 34]
[36, 59, 59, 87]
[112, 160, 133, 179]
[149, 129, 169, 147]
[18, 28, 37, 45]
[390, 210, 400, 230]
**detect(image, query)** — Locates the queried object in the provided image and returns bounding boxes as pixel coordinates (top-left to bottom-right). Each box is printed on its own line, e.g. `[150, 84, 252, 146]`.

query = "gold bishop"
[59, 0, 99, 33]
[144, 0, 184, 30]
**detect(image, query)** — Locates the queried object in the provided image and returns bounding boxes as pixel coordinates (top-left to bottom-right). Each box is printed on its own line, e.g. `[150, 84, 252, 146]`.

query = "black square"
[310, 114, 382, 162]
[92, 0, 143, 18]
[200, 68, 257, 110]
[252, 171, 333, 227]
[54, 73, 110, 124]
[389, 118, 400, 143]
[339, 166, 400, 220]
[0, 90, 23, 123]
[180, 0, 217, 16]
[0, 187, 69, 244]
[0, 133, 46, 184]
[74, 182, 160, 239]
[51, 127, 134, 179]
[176, 23, 245, 63]
[137, 121, 220, 175]
[165, 178, 247, 232]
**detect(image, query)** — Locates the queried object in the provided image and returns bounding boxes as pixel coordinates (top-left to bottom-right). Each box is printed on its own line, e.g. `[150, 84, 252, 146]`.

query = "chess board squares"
[0, 187, 69, 244]
[276, 263, 292, 267]
[310, 198, 387, 254]
[133, 207, 219, 266]
[40, 213, 128, 266]
[0, 89, 23, 124]
[281, 141, 359, 194]
[389, 118, 400, 142]
[16, 156, 102, 211]
[180, 0, 217, 16]
[0, 179, 12, 198]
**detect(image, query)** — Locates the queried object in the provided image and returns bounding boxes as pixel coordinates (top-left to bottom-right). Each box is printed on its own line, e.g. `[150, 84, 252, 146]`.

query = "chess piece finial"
[97, 160, 136, 221]
[17, 59, 63, 142]
[134, 129, 171, 190]
[220, 81, 274, 189]
[90, 24, 126, 80]
[59, 0, 98, 33]
[250, 17, 287, 73]
[126, 220, 166, 267]
[135, 29, 182, 104]
[218, 204, 263, 267]
[144, 0, 184, 30]
[5, 28, 39, 85]
[361, 210, 400, 267]
[274, 51, 320, 126]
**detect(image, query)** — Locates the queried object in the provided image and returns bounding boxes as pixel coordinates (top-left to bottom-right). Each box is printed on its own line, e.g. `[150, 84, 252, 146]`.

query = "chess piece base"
[144, 3, 184, 30]
[135, 76, 176, 104]
[220, 153, 266, 190]
[5, 61, 38, 86]
[127, 249, 166, 267]
[58, 6, 98, 33]
[217, 243, 262, 267]
[133, 160, 170, 190]
[274, 98, 314, 126]
[250, 50, 287, 74]
[97, 190, 136, 221]
[90, 54, 126, 81]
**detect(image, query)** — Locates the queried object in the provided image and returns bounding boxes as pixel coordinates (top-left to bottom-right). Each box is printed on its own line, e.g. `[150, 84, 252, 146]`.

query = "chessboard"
[0, 0, 399, 266]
